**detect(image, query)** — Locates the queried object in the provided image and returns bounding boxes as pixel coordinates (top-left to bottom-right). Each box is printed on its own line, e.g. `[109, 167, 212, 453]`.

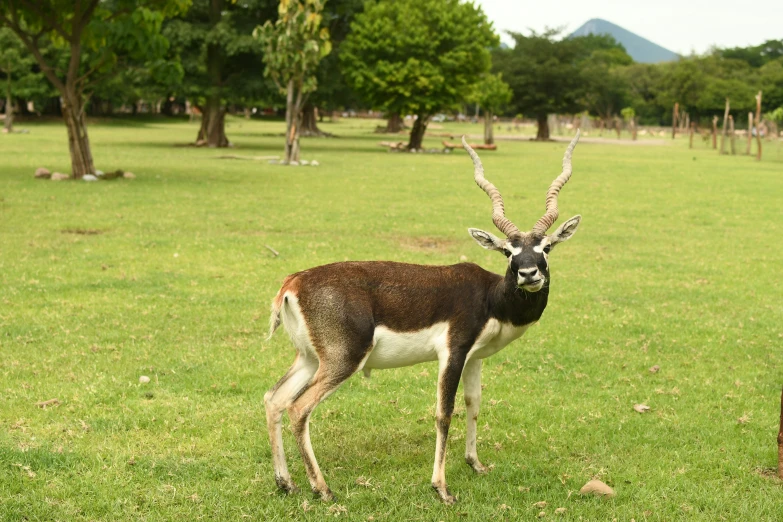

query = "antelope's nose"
[517, 267, 541, 284]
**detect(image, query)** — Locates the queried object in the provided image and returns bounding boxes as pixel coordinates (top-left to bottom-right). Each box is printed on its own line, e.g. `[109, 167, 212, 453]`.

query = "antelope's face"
[468, 215, 581, 293]
[504, 235, 551, 291]
[462, 130, 583, 293]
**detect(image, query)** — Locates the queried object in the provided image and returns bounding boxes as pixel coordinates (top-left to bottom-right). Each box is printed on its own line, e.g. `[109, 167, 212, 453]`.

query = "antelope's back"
[280, 261, 500, 335]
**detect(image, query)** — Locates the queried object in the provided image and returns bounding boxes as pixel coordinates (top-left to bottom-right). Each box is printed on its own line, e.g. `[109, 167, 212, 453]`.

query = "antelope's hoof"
[275, 476, 299, 494]
[315, 487, 335, 502]
[432, 484, 457, 505]
[466, 456, 489, 475]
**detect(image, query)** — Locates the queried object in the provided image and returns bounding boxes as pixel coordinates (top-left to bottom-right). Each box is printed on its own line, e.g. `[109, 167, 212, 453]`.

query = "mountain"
[570, 18, 679, 63]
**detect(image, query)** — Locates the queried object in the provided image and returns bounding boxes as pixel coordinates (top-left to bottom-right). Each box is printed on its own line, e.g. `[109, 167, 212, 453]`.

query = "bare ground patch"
[396, 235, 458, 253]
[754, 467, 782, 482]
[61, 228, 104, 235]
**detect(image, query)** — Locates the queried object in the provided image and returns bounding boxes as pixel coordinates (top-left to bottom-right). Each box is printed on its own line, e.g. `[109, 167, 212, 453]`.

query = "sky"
[476, 0, 782, 55]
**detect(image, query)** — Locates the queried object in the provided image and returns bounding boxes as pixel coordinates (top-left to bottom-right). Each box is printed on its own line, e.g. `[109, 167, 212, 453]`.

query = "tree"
[341, 0, 497, 150]
[0, 27, 40, 132]
[580, 45, 632, 124]
[617, 63, 665, 124]
[722, 39, 783, 68]
[759, 58, 783, 116]
[0, 0, 187, 177]
[300, 0, 364, 136]
[164, 0, 276, 147]
[494, 30, 626, 140]
[468, 73, 512, 145]
[255, 0, 331, 164]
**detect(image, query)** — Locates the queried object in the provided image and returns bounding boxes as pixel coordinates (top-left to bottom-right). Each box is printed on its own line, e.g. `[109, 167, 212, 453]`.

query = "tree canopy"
[0, 0, 188, 175]
[493, 30, 630, 139]
[0, 26, 42, 130]
[341, 0, 497, 148]
[467, 72, 512, 144]
[163, 0, 277, 146]
[255, 0, 331, 163]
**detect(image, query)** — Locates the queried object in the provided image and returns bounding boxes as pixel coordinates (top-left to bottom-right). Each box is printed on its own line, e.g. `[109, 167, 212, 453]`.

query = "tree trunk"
[755, 91, 762, 161]
[535, 114, 550, 140]
[407, 114, 428, 150]
[615, 118, 621, 139]
[689, 122, 695, 149]
[283, 79, 303, 164]
[61, 89, 96, 178]
[747, 112, 753, 155]
[195, 0, 229, 147]
[631, 117, 637, 141]
[384, 113, 404, 133]
[197, 96, 229, 147]
[672, 102, 679, 139]
[301, 104, 327, 137]
[4, 68, 13, 133]
[484, 111, 494, 145]
[719, 98, 730, 154]
[711, 116, 718, 149]
[729, 115, 736, 155]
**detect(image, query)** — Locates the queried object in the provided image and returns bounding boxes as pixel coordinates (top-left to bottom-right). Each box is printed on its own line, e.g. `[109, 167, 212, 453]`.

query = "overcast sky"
[476, 0, 782, 55]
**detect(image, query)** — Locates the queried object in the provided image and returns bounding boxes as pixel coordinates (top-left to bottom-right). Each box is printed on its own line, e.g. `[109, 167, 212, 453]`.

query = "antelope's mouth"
[520, 279, 545, 292]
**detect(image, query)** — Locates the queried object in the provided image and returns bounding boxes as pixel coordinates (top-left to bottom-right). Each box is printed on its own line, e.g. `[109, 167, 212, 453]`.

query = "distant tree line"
[493, 30, 783, 139]
[1, 0, 781, 175]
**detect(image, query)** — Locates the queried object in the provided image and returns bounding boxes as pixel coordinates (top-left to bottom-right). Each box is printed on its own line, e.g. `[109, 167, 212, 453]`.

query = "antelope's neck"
[488, 271, 549, 326]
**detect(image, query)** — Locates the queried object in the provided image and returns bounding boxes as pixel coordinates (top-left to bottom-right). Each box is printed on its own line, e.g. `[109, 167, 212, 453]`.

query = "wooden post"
[755, 91, 762, 161]
[747, 112, 753, 155]
[719, 98, 730, 154]
[689, 122, 695, 149]
[729, 115, 736, 155]
[711, 116, 718, 149]
[778, 386, 783, 480]
[672, 102, 679, 139]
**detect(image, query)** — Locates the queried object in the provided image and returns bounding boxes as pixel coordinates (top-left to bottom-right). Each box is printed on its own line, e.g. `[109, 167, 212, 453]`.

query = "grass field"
[1, 116, 782, 520]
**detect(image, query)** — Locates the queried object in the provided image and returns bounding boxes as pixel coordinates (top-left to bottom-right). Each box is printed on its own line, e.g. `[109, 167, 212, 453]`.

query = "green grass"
[1, 116, 782, 521]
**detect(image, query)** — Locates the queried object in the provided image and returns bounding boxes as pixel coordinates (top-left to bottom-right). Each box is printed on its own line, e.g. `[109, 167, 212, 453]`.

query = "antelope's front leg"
[462, 358, 488, 474]
[431, 353, 467, 504]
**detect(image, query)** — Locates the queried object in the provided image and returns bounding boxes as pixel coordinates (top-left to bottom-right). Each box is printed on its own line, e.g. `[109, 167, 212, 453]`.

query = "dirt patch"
[397, 236, 458, 253]
[61, 228, 104, 235]
[754, 467, 781, 481]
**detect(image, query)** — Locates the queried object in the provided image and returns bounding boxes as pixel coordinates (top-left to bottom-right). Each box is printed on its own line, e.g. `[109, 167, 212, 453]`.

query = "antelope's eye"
[543, 245, 551, 254]
[503, 248, 512, 257]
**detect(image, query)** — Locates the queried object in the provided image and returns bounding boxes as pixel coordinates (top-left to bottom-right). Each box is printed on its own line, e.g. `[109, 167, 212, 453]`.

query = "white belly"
[363, 322, 449, 370]
[361, 319, 532, 371]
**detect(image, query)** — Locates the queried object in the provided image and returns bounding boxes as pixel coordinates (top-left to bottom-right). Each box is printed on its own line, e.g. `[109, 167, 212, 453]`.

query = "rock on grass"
[579, 479, 615, 497]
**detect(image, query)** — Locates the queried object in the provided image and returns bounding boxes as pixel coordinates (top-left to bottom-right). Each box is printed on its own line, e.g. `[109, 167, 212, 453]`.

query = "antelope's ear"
[549, 215, 581, 246]
[468, 228, 506, 252]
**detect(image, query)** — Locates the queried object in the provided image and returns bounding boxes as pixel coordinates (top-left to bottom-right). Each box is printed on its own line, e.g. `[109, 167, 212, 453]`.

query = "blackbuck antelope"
[265, 131, 583, 504]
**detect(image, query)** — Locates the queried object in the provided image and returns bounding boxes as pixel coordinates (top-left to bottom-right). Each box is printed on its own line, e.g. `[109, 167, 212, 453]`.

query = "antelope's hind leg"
[287, 358, 360, 502]
[264, 354, 318, 494]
